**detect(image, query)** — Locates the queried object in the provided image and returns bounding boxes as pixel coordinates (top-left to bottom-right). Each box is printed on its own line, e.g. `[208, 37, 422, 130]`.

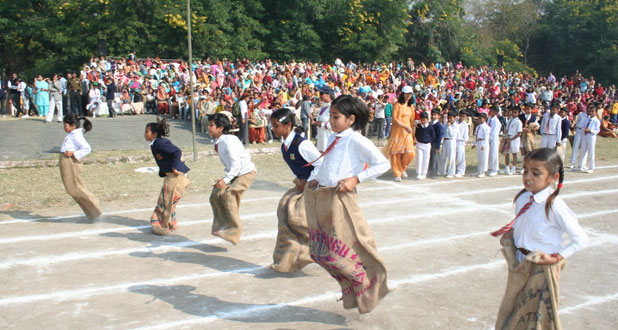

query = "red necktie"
[214, 144, 218, 153]
[491, 196, 534, 237]
[545, 115, 550, 132]
[303, 136, 340, 167]
[585, 117, 592, 134]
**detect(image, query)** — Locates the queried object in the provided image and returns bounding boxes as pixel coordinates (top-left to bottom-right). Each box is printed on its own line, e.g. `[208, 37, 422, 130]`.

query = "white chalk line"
[561, 292, 618, 314]
[0, 203, 482, 270]
[4, 166, 617, 225]
[3, 171, 617, 245]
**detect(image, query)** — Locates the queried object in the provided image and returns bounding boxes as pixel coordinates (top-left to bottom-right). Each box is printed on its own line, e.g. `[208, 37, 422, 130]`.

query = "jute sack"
[496, 238, 565, 330]
[210, 171, 256, 245]
[59, 154, 102, 220]
[270, 185, 313, 273]
[151, 172, 191, 235]
[304, 186, 389, 314]
[522, 122, 539, 154]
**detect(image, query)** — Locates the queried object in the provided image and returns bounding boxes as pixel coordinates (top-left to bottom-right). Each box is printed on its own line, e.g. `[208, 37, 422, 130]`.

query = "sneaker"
[394, 177, 402, 182]
[446, 175, 454, 179]
[402, 172, 408, 178]
[586, 169, 594, 174]
[268, 140, 273, 144]
[455, 174, 464, 178]
[1, 115, 5, 118]
[477, 173, 486, 178]
[21, 114, 29, 118]
[488, 172, 498, 177]
[569, 164, 575, 169]
[416, 176, 423, 180]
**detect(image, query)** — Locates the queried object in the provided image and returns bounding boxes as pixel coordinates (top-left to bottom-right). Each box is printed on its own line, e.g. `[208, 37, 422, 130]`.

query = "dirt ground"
[1, 157, 618, 329]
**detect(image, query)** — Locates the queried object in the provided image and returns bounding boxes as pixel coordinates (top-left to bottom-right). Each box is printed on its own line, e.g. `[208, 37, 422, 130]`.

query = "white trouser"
[578, 134, 597, 170]
[439, 140, 457, 176]
[47, 95, 63, 122]
[455, 141, 466, 175]
[559, 138, 568, 163]
[570, 129, 584, 166]
[540, 134, 558, 149]
[416, 142, 431, 177]
[488, 138, 499, 173]
[316, 126, 332, 152]
[476, 144, 489, 173]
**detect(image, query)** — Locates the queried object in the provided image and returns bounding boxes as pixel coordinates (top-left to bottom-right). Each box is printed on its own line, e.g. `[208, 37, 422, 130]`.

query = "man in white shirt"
[237, 93, 249, 145]
[539, 105, 562, 150]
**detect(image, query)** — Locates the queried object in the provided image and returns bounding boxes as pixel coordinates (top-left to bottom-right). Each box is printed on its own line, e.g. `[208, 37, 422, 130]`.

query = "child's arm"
[339, 137, 389, 193]
[71, 133, 92, 160]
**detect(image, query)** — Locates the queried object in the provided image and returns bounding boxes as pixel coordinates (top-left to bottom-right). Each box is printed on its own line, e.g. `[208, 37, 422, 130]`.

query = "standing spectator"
[383, 86, 416, 181]
[237, 93, 250, 145]
[47, 74, 64, 123]
[300, 94, 311, 134]
[80, 73, 90, 116]
[68, 72, 82, 115]
[104, 77, 117, 117]
[384, 95, 393, 137]
[18, 79, 30, 117]
[373, 95, 386, 139]
[314, 85, 334, 151]
[0, 77, 6, 117]
[34, 75, 50, 118]
[8, 73, 22, 117]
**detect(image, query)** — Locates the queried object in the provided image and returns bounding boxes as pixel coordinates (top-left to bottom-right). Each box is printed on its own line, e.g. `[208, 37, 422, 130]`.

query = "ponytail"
[63, 113, 92, 133]
[145, 117, 170, 138]
[544, 162, 564, 219]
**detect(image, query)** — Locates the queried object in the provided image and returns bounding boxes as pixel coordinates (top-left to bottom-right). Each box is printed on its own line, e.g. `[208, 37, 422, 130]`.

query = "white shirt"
[574, 112, 588, 130]
[584, 116, 600, 136]
[506, 118, 523, 138]
[474, 122, 490, 147]
[315, 103, 332, 152]
[513, 186, 589, 262]
[61, 128, 91, 161]
[442, 122, 457, 141]
[282, 132, 322, 181]
[456, 119, 469, 142]
[215, 134, 256, 184]
[314, 128, 389, 187]
[541, 112, 562, 140]
[238, 100, 248, 119]
[487, 116, 502, 140]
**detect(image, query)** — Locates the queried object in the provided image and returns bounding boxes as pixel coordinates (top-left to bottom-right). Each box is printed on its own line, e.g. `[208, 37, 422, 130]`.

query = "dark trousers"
[237, 117, 248, 144]
[81, 94, 89, 115]
[106, 99, 116, 116]
[374, 118, 385, 139]
[70, 91, 81, 114]
[63, 94, 69, 116]
[10, 93, 21, 116]
[0, 97, 5, 115]
[428, 148, 440, 177]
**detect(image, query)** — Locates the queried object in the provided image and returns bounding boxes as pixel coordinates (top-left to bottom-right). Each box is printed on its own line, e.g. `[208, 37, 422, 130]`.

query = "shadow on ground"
[128, 284, 347, 326]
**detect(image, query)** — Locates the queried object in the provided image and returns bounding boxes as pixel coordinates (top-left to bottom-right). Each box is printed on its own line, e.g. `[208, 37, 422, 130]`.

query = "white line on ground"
[561, 292, 618, 314]
[4, 168, 617, 225]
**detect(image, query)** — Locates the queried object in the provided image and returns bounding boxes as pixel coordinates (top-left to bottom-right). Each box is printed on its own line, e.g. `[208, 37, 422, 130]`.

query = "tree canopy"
[0, 0, 616, 84]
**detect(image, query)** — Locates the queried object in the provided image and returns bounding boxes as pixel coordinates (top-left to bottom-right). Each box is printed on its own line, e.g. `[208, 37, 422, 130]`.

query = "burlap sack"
[496, 239, 565, 330]
[210, 171, 256, 245]
[304, 186, 389, 314]
[500, 137, 510, 156]
[270, 186, 313, 273]
[522, 122, 539, 154]
[151, 172, 191, 235]
[59, 154, 102, 220]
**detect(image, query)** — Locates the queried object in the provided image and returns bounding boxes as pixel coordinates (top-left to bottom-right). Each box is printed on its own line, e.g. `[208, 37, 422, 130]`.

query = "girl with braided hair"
[492, 148, 589, 329]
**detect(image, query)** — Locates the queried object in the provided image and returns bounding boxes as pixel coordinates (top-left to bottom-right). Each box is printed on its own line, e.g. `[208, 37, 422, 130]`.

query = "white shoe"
[579, 168, 588, 173]
[21, 114, 29, 118]
[477, 173, 485, 178]
[402, 172, 408, 178]
[569, 164, 575, 169]
[268, 140, 273, 144]
[446, 175, 454, 179]
[586, 169, 594, 174]
[394, 177, 402, 182]
[488, 172, 498, 177]
[455, 174, 463, 178]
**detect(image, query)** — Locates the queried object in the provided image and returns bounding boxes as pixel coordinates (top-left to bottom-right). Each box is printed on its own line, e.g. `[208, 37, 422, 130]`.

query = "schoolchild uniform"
[487, 114, 502, 176]
[495, 186, 588, 329]
[540, 111, 562, 149]
[60, 128, 102, 220]
[315, 102, 333, 152]
[150, 137, 191, 235]
[518, 111, 538, 154]
[505, 116, 523, 174]
[271, 131, 322, 272]
[455, 116, 469, 177]
[570, 111, 588, 168]
[428, 118, 443, 178]
[577, 115, 600, 173]
[438, 121, 458, 178]
[559, 114, 571, 162]
[210, 133, 257, 245]
[304, 128, 390, 313]
[475, 117, 490, 177]
[415, 120, 434, 179]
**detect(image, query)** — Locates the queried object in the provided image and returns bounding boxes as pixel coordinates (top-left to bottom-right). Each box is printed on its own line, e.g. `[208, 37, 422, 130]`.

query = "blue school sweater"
[150, 138, 190, 177]
[282, 134, 314, 180]
[415, 123, 435, 144]
[431, 120, 444, 150]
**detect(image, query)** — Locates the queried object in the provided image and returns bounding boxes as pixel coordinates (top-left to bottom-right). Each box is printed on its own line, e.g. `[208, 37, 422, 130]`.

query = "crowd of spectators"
[1, 55, 617, 141]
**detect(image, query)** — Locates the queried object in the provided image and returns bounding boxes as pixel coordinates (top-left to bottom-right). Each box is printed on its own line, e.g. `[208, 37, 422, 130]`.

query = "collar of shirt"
[283, 131, 297, 149]
[149, 137, 157, 146]
[215, 135, 226, 146]
[335, 127, 354, 138]
[531, 185, 554, 204]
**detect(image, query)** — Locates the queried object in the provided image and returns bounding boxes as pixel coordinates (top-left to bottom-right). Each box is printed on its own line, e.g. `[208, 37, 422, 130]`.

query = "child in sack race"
[208, 113, 257, 245]
[305, 95, 391, 314]
[268, 108, 322, 273]
[491, 148, 588, 329]
[144, 118, 191, 235]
